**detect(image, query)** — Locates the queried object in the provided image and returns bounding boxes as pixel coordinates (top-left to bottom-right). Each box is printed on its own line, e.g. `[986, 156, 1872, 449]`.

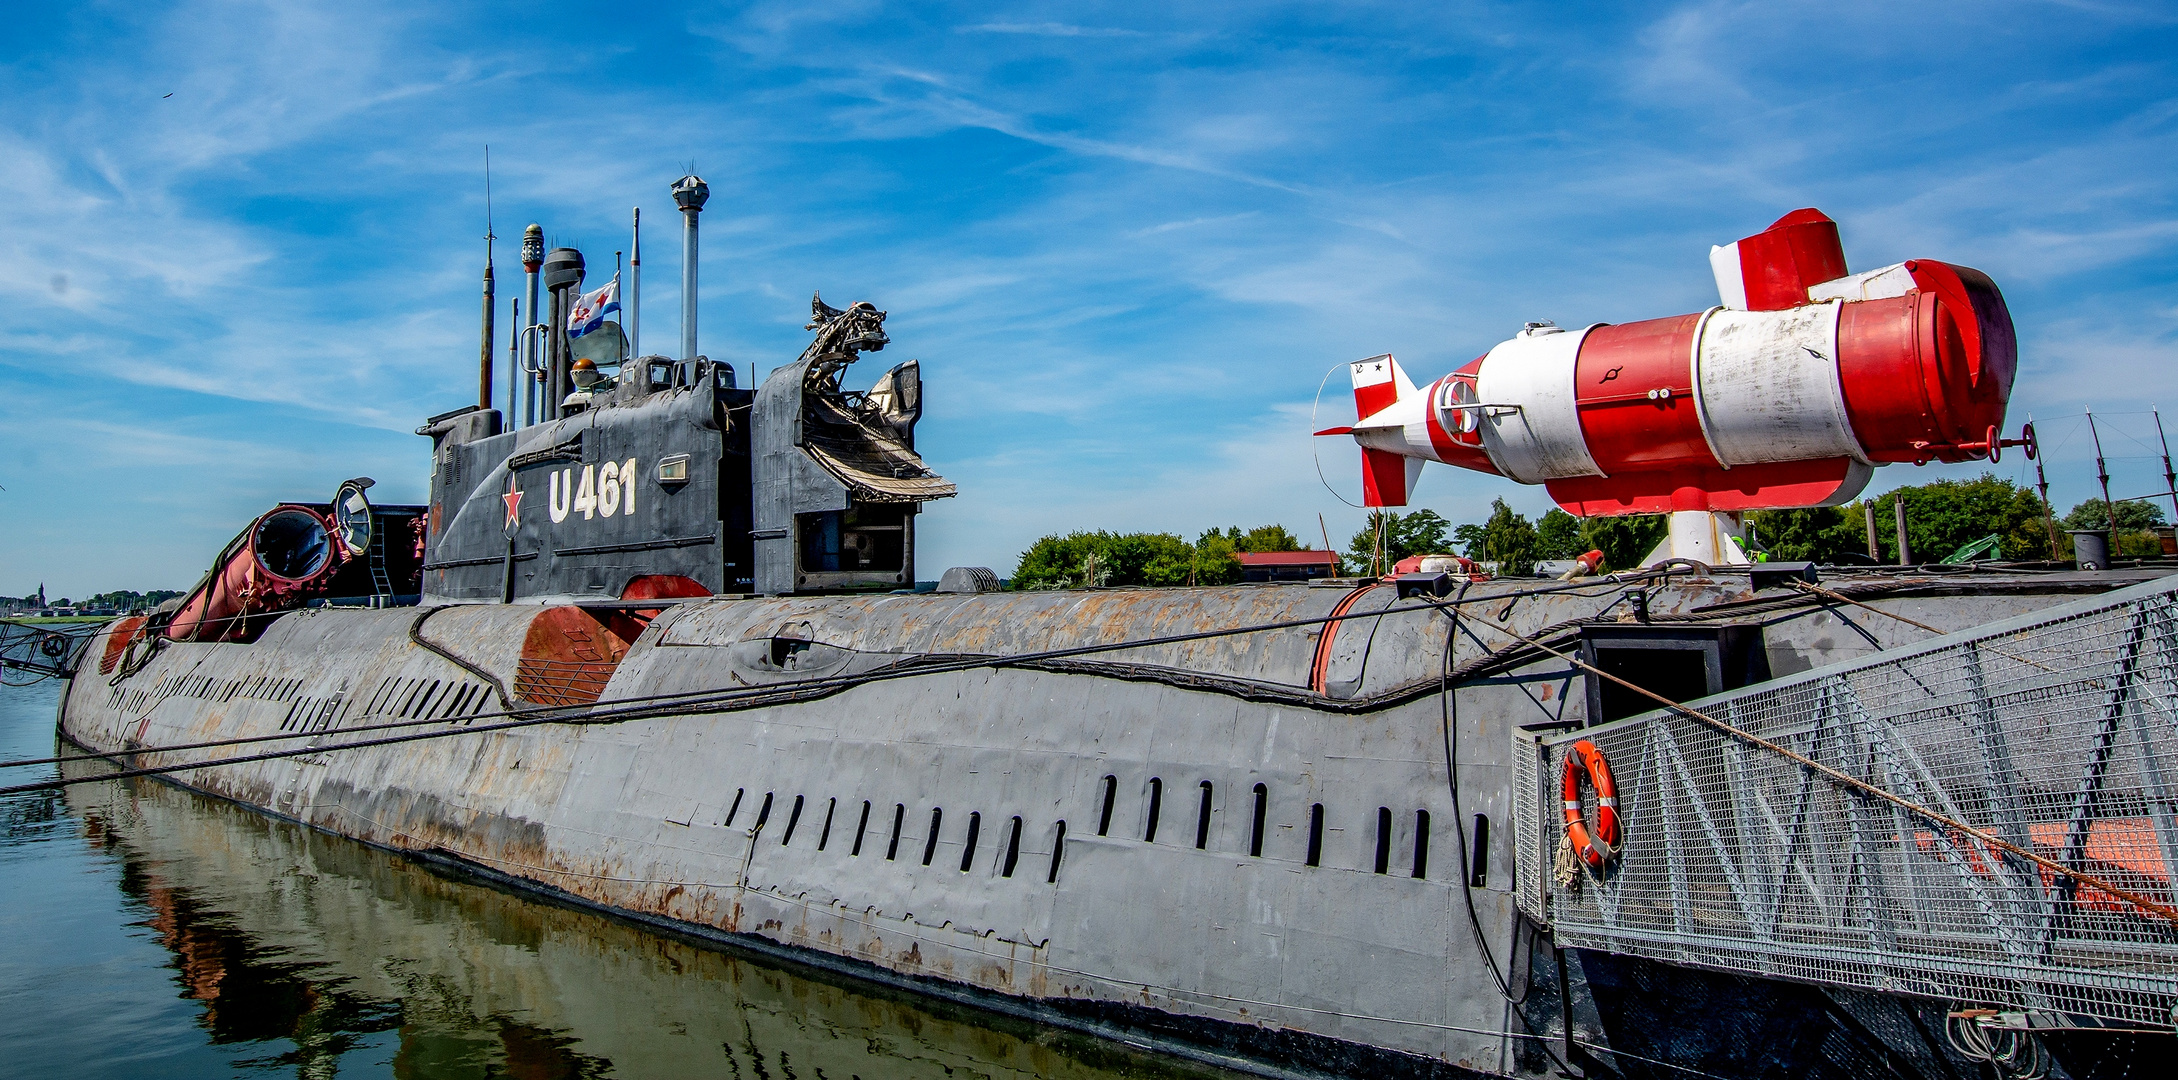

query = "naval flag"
[568, 277, 620, 338]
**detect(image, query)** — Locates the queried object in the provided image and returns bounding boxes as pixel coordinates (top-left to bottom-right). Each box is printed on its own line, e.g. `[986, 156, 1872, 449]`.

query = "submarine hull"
[56, 571, 2160, 1079]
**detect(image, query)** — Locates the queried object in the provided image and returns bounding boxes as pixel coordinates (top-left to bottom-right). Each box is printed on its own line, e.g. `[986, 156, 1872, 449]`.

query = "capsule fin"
[1349, 353, 1417, 425]
[1360, 447, 1425, 508]
[1710, 208, 1847, 311]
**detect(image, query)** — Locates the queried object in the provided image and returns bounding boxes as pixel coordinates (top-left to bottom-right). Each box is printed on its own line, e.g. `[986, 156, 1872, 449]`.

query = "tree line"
[1354, 475, 2165, 575]
[4, 589, 184, 612]
[1009, 473, 2168, 587]
[1013, 526, 1310, 589]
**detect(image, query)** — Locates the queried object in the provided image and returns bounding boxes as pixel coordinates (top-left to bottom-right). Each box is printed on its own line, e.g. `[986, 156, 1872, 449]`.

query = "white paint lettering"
[621, 458, 637, 516]
[574, 464, 598, 519]
[599, 460, 621, 518]
[548, 468, 571, 523]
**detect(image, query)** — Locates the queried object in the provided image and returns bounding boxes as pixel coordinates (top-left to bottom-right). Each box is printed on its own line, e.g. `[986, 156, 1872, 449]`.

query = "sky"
[3, 1, 2176, 598]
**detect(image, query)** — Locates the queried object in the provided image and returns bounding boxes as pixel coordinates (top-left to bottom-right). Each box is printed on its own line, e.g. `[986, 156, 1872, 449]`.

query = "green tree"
[1745, 506, 1869, 563]
[80, 589, 185, 611]
[1535, 509, 1583, 561]
[1464, 499, 1538, 576]
[1344, 510, 1451, 576]
[1859, 474, 2053, 563]
[1192, 529, 1244, 586]
[1015, 525, 1316, 588]
[1189, 525, 1304, 585]
[2063, 498, 2167, 531]
[2063, 498, 2166, 557]
[1578, 514, 1668, 572]
[1013, 531, 1197, 589]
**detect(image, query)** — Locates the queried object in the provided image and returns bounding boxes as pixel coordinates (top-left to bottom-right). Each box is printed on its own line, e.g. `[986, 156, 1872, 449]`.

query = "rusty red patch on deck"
[512, 607, 633, 707]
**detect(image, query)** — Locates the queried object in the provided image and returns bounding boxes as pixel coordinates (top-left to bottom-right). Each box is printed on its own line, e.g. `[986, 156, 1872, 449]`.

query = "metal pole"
[673, 175, 710, 362]
[2031, 414, 2059, 558]
[2088, 406, 2120, 537]
[522, 225, 543, 428]
[630, 207, 641, 359]
[1864, 501, 1879, 562]
[548, 287, 566, 420]
[500, 537, 517, 603]
[507, 297, 519, 423]
[478, 243, 495, 412]
[1894, 495, 1913, 566]
[541, 247, 584, 421]
[1556, 943, 1578, 1078]
[2156, 407, 2178, 527]
[478, 148, 495, 413]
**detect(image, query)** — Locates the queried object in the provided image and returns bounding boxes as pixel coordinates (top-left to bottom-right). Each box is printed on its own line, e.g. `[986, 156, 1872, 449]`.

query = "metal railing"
[1515, 575, 2178, 1029]
[513, 656, 617, 708]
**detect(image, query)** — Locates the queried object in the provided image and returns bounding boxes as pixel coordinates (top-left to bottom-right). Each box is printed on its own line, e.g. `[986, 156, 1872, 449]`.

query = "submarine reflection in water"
[62, 764, 1235, 1080]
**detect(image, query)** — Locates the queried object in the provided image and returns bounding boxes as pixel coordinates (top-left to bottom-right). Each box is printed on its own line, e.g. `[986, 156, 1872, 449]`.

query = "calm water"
[0, 680, 1231, 1079]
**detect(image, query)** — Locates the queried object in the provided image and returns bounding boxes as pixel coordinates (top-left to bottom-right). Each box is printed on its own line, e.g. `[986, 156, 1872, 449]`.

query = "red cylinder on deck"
[165, 506, 348, 643]
[1417, 262, 2015, 516]
[1343, 209, 2019, 516]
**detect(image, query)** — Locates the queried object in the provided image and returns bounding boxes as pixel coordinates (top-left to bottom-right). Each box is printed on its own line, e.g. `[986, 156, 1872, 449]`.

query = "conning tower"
[416, 175, 953, 602]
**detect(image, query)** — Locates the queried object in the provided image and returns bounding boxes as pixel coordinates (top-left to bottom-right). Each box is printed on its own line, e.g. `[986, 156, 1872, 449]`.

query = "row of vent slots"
[722, 788, 1064, 882]
[361, 676, 491, 724]
[1095, 774, 1455, 880]
[278, 677, 490, 733]
[103, 670, 483, 733]
[109, 673, 308, 713]
[709, 775, 1481, 887]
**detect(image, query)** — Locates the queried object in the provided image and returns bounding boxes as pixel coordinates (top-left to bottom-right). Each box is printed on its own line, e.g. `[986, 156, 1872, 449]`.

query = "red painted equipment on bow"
[1318, 209, 2033, 564]
[164, 505, 353, 643]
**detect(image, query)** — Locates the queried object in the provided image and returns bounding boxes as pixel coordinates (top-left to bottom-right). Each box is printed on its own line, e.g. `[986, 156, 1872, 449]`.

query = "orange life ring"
[1561, 739, 1623, 869]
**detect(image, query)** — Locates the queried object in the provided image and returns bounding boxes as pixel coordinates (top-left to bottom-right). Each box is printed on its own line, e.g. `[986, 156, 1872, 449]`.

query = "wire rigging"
[1439, 580, 1526, 1003]
[2, 570, 1706, 790]
[1309, 359, 1367, 510]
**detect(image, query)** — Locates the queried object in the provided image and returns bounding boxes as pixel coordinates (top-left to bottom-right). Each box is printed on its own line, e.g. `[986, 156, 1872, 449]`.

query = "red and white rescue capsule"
[1325, 209, 2021, 517]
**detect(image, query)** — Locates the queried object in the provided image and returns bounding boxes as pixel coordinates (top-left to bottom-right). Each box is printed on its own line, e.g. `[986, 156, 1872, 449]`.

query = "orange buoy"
[1561, 739, 1623, 869]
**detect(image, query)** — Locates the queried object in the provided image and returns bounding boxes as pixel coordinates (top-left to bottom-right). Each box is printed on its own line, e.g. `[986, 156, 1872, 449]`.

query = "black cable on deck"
[1, 569, 1721, 794]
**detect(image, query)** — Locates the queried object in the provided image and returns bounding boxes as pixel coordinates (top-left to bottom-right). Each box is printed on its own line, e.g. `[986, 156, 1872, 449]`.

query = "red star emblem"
[504, 487, 523, 529]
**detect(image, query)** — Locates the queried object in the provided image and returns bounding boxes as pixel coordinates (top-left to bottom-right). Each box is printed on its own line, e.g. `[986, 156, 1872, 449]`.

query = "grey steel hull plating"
[53, 574, 2148, 1078]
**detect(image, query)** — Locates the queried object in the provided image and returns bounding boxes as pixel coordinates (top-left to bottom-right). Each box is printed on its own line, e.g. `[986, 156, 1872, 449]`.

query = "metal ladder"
[368, 519, 392, 599]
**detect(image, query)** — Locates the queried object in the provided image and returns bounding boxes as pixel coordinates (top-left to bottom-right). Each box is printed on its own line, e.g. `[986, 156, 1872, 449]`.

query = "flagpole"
[630, 207, 641, 359]
[478, 146, 496, 414]
[614, 250, 624, 373]
[508, 297, 520, 424]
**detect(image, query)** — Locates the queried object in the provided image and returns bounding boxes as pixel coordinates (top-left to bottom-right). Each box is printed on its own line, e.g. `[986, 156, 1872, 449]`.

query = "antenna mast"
[478, 146, 497, 413]
[2088, 406, 2119, 538]
[2029, 415, 2058, 557]
[672, 173, 709, 363]
[522, 224, 544, 428]
[508, 297, 520, 423]
[630, 207, 641, 359]
[2156, 406, 2178, 528]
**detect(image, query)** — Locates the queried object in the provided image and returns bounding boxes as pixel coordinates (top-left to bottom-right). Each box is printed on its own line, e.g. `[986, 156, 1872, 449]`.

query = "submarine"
[23, 183, 2178, 1080]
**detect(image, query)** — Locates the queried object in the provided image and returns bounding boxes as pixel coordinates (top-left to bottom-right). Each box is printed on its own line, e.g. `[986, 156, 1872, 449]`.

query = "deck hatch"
[1579, 622, 1770, 725]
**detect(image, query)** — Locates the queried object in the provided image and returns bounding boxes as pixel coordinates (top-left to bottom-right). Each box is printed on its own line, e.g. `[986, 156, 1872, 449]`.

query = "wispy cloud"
[3, 1, 2175, 593]
[958, 22, 1149, 38]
